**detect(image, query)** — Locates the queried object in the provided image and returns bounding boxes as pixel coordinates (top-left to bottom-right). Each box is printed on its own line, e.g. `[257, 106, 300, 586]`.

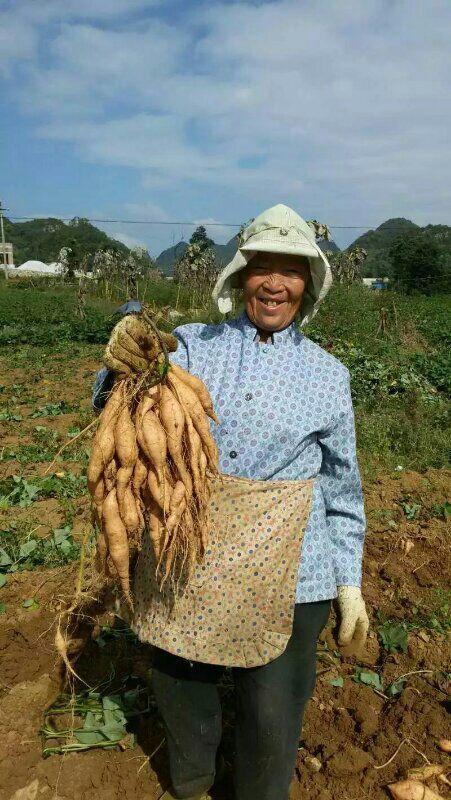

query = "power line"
[7, 215, 374, 230]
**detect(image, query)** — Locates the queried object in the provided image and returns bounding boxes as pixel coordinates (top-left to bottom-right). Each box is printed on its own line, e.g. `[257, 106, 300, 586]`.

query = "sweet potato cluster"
[87, 360, 219, 605]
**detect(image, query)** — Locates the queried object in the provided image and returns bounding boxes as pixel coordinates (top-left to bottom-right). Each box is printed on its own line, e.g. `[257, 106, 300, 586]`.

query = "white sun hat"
[212, 203, 333, 326]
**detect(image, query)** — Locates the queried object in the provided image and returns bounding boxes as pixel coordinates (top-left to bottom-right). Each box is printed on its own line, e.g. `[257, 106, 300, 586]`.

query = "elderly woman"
[93, 204, 369, 800]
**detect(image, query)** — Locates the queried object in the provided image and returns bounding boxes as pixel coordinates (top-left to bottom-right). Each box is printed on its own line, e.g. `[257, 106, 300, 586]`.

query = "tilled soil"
[0, 352, 450, 800]
[1, 468, 449, 800]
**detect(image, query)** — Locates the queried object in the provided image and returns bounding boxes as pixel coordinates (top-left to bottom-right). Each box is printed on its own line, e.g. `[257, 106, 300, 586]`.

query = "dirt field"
[0, 348, 450, 800]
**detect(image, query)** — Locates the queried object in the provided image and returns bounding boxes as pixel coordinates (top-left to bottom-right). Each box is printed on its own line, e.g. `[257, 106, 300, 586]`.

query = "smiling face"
[241, 251, 311, 337]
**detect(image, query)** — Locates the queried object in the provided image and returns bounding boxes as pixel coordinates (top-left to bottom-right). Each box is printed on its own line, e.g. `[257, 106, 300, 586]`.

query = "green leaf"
[22, 598, 39, 610]
[99, 724, 126, 742]
[0, 548, 12, 567]
[0, 411, 22, 421]
[18, 539, 38, 559]
[102, 694, 125, 712]
[52, 526, 72, 545]
[433, 501, 451, 521]
[401, 502, 421, 520]
[378, 621, 408, 653]
[83, 710, 103, 728]
[73, 729, 107, 746]
[103, 707, 127, 728]
[387, 678, 407, 697]
[17, 480, 40, 507]
[354, 668, 383, 691]
[329, 676, 344, 688]
[58, 539, 74, 556]
[0, 573, 7, 588]
[0, 602, 6, 614]
[29, 402, 73, 419]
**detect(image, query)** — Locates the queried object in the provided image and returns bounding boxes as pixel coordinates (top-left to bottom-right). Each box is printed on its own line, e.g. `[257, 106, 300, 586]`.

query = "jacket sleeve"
[318, 367, 366, 587]
[92, 366, 115, 412]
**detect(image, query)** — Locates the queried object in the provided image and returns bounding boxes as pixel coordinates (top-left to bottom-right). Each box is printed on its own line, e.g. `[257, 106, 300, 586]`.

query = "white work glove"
[104, 314, 177, 374]
[337, 585, 369, 647]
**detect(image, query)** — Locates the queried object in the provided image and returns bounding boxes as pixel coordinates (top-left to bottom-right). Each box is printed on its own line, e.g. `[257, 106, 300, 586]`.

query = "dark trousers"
[152, 600, 330, 800]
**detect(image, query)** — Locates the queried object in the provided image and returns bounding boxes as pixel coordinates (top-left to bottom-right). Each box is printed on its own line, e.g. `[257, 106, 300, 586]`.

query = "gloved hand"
[337, 585, 369, 647]
[104, 314, 178, 374]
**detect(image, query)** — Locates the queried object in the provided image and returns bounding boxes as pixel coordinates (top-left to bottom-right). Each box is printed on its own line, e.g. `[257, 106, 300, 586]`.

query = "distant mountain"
[346, 218, 451, 277]
[156, 236, 238, 276]
[318, 239, 340, 254]
[4, 216, 130, 266]
[156, 234, 341, 275]
[348, 218, 419, 252]
[213, 236, 239, 266]
[156, 241, 189, 276]
[8, 214, 447, 281]
[422, 224, 451, 256]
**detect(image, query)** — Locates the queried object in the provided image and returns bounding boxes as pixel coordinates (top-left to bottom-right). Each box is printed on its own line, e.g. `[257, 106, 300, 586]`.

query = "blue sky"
[1, 0, 450, 259]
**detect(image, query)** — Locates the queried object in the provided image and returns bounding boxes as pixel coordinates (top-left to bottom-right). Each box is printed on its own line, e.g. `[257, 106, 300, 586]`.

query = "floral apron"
[132, 474, 314, 668]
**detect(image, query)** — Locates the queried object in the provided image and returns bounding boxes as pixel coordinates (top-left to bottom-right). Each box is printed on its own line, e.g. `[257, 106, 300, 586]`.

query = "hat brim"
[241, 235, 318, 259]
[211, 249, 252, 313]
[212, 238, 333, 323]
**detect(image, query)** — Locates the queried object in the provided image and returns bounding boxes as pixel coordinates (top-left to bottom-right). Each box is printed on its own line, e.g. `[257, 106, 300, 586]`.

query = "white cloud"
[38, 114, 232, 180]
[0, 10, 38, 74]
[0, 0, 157, 75]
[111, 231, 149, 249]
[94, 202, 179, 258]
[4, 0, 157, 22]
[123, 202, 171, 221]
[3, 0, 451, 233]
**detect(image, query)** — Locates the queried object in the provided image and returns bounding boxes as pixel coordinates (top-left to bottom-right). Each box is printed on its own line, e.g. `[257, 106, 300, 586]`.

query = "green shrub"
[0, 524, 80, 573]
[1, 279, 449, 472]
[410, 350, 451, 395]
[356, 395, 450, 470]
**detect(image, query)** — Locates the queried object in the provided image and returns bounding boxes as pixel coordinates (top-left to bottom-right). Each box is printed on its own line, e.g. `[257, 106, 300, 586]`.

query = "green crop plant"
[0, 443, 59, 464]
[377, 620, 409, 653]
[0, 279, 449, 473]
[0, 523, 80, 574]
[29, 401, 75, 418]
[0, 473, 87, 509]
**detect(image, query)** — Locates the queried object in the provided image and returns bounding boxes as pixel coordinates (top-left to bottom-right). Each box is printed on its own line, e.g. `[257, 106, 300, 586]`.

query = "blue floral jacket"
[93, 305, 366, 603]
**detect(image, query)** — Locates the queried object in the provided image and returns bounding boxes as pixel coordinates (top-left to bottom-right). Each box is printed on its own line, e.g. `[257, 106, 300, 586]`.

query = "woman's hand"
[104, 314, 177, 374]
[337, 585, 369, 647]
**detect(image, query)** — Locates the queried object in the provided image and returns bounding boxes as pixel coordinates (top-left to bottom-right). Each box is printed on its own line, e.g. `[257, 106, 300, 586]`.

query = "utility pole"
[0, 199, 8, 280]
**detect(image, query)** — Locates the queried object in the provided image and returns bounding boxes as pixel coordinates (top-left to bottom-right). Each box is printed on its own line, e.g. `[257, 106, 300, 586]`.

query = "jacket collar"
[235, 311, 299, 347]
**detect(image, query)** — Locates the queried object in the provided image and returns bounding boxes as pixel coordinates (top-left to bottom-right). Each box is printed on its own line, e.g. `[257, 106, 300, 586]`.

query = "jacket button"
[229, 450, 237, 459]
[245, 393, 253, 401]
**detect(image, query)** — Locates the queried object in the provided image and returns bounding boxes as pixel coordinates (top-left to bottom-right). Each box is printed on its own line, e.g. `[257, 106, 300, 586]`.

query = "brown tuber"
[388, 780, 446, 800]
[88, 327, 219, 598]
